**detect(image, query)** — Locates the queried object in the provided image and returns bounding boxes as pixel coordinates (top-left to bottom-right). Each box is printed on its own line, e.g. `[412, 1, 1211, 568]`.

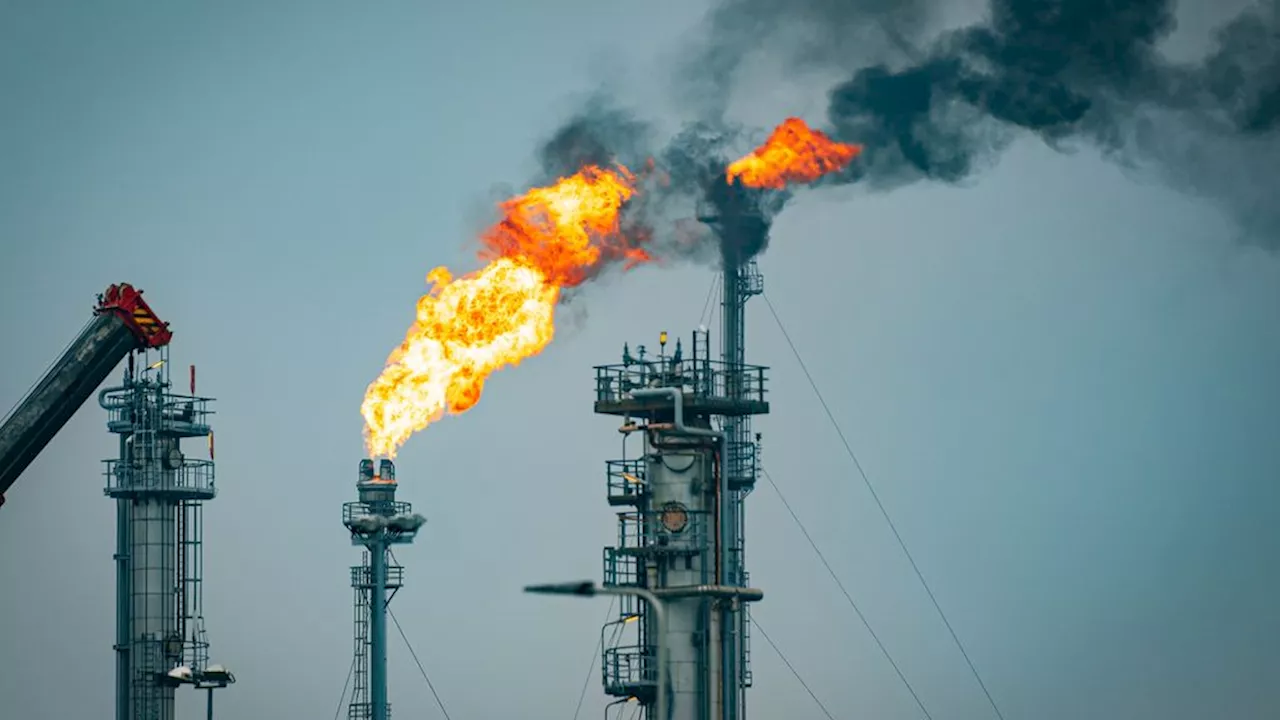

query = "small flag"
[190, 365, 196, 395]
[208, 431, 215, 460]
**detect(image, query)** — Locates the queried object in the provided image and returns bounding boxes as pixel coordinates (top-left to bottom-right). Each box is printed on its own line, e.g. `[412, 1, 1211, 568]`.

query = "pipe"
[99, 385, 130, 410]
[713, 450, 721, 588]
[598, 586, 668, 720]
[114, 491, 131, 720]
[371, 540, 389, 720]
[629, 389, 725, 478]
[650, 585, 763, 601]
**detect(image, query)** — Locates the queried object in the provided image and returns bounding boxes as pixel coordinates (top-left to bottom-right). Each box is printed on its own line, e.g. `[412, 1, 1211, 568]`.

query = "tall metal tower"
[702, 178, 768, 719]
[594, 284, 769, 719]
[343, 459, 425, 720]
[101, 346, 234, 720]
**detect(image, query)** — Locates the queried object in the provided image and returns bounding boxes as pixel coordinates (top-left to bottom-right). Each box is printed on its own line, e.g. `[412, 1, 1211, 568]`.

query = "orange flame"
[361, 165, 643, 458]
[726, 117, 861, 189]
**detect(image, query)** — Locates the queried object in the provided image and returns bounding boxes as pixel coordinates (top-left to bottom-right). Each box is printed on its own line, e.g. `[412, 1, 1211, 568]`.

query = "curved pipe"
[629, 388, 723, 459]
[98, 385, 130, 410]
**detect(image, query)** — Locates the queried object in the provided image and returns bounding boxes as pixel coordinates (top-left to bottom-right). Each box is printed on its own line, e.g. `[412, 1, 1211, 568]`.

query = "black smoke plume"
[534, 95, 657, 183]
[687, 0, 1280, 246]
[532, 0, 1280, 264]
[825, 2, 1277, 177]
[672, 0, 942, 123]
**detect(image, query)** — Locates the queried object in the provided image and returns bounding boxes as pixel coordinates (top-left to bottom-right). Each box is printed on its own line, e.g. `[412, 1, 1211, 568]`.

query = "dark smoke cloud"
[672, 0, 941, 123]
[534, 94, 658, 183]
[533, 3, 953, 268]
[535, 99, 784, 268]
[533, 0, 1280, 267]
[532, 2, 943, 267]
[818, 0, 1280, 245]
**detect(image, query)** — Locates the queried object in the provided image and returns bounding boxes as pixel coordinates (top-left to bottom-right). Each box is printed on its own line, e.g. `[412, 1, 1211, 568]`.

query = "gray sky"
[1, 1, 1278, 719]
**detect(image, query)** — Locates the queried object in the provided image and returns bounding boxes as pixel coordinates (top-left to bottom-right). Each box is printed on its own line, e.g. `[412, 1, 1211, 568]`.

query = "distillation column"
[102, 351, 225, 720]
[344, 459, 425, 720]
[648, 419, 719, 720]
[595, 331, 767, 720]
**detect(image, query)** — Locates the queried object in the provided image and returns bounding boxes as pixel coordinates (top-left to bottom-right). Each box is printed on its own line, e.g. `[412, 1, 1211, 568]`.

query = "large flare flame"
[361, 117, 862, 461]
[726, 117, 861, 189]
[361, 165, 642, 459]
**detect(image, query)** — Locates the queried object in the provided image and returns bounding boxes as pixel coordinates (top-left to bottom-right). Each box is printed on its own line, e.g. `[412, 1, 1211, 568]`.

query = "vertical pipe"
[177, 499, 186, 644]
[371, 539, 388, 720]
[114, 497, 131, 720]
[720, 246, 740, 720]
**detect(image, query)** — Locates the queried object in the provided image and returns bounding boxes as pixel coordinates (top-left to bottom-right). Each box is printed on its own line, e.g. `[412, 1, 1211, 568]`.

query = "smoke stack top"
[701, 117, 862, 263]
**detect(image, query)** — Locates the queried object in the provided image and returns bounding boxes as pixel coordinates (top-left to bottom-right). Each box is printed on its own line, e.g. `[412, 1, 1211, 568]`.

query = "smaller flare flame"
[726, 117, 861, 189]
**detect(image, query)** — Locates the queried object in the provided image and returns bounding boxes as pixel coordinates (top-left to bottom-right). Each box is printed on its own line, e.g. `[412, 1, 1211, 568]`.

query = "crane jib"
[0, 283, 172, 507]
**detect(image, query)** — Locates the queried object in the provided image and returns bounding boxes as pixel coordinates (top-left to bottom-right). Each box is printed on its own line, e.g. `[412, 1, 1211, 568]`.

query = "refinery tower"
[101, 346, 234, 720]
[592, 181, 769, 720]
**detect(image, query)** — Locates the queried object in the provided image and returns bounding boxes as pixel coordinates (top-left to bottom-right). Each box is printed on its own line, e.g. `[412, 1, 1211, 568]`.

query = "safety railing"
[602, 644, 657, 696]
[616, 507, 710, 555]
[606, 459, 646, 505]
[342, 500, 413, 526]
[347, 703, 392, 720]
[725, 438, 757, 489]
[594, 358, 768, 407]
[101, 385, 215, 438]
[349, 564, 405, 589]
[603, 547, 641, 587]
[103, 457, 216, 498]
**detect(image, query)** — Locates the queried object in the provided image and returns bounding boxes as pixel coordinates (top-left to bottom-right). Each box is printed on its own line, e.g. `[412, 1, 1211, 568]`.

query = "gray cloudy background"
[2, 1, 1278, 719]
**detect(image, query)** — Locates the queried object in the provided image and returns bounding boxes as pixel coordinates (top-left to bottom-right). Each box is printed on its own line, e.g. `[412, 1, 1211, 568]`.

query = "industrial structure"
[0, 283, 234, 719]
[344, 458, 425, 720]
[591, 182, 769, 720]
[102, 345, 234, 720]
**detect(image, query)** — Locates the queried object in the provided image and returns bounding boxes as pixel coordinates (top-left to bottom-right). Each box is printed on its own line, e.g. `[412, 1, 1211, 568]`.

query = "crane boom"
[0, 283, 172, 507]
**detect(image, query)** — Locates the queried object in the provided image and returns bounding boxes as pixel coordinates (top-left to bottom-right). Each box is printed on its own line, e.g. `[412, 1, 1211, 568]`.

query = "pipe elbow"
[98, 386, 129, 410]
[630, 387, 685, 429]
[630, 387, 682, 403]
